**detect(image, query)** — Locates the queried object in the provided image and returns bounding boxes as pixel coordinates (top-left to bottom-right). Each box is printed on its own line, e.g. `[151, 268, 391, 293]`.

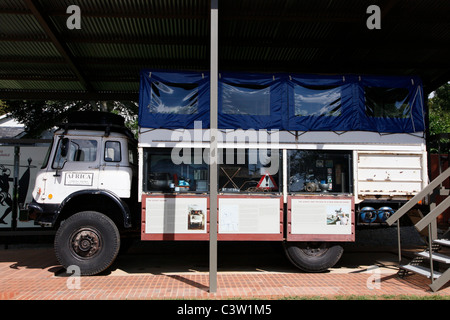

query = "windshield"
[41, 139, 54, 169]
[52, 138, 98, 169]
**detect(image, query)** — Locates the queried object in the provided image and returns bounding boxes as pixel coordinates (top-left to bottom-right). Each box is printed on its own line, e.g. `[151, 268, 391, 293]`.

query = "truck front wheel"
[284, 242, 343, 273]
[54, 211, 120, 276]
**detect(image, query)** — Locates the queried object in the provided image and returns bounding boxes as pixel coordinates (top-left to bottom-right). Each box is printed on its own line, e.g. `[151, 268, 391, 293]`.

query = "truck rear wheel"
[54, 211, 120, 276]
[284, 242, 343, 272]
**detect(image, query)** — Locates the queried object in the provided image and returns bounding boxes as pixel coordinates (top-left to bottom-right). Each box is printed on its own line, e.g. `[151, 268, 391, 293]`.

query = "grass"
[164, 294, 450, 300]
[275, 294, 450, 300]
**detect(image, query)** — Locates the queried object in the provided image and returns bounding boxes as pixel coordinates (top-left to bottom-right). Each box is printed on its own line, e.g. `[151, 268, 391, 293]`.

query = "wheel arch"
[55, 190, 132, 230]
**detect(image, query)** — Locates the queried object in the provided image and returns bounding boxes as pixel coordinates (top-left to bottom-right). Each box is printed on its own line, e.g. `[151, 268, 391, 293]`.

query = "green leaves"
[2, 100, 138, 138]
[428, 82, 450, 153]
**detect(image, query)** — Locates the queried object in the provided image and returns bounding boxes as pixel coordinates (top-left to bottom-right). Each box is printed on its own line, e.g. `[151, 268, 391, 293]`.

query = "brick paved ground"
[0, 246, 449, 300]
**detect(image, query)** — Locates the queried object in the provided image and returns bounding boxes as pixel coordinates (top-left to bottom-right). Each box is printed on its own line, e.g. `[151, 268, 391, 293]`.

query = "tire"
[284, 242, 344, 273]
[54, 211, 121, 276]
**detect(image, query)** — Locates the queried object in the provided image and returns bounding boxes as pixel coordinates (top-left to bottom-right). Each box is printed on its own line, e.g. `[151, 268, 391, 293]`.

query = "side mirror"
[60, 137, 69, 157]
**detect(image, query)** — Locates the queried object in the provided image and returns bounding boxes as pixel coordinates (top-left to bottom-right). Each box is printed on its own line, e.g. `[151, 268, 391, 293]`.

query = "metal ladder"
[387, 137, 450, 292]
[399, 237, 450, 292]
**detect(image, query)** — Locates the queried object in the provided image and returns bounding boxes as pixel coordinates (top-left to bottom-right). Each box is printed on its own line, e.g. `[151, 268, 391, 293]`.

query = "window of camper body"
[294, 84, 342, 117]
[221, 83, 271, 116]
[143, 148, 209, 193]
[288, 150, 352, 194]
[218, 148, 281, 194]
[142, 147, 281, 194]
[149, 81, 199, 114]
[365, 86, 411, 119]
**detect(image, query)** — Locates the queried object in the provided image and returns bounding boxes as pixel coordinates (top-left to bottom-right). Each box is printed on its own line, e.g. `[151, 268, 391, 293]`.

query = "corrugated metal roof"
[0, 79, 85, 91]
[0, 13, 45, 35]
[0, 41, 60, 57]
[0, 0, 449, 100]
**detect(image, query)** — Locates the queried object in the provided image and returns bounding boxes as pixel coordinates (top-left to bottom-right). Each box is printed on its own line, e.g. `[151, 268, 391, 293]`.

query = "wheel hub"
[71, 228, 101, 258]
[301, 242, 329, 257]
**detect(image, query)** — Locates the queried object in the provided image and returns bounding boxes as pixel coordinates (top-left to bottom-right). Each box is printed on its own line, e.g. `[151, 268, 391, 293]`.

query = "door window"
[104, 141, 121, 162]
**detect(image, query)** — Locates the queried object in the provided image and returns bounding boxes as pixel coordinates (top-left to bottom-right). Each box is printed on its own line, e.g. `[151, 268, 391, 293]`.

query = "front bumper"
[27, 199, 59, 227]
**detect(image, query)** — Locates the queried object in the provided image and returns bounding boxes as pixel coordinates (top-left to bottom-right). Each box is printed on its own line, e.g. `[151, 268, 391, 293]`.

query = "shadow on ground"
[0, 226, 427, 277]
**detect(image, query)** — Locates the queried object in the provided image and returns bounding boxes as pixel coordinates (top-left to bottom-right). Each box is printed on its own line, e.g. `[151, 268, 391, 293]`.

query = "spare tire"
[67, 111, 125, 127]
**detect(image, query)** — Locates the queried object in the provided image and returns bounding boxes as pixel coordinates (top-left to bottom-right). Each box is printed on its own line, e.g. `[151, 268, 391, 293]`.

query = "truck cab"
[28, 112, 138, 275]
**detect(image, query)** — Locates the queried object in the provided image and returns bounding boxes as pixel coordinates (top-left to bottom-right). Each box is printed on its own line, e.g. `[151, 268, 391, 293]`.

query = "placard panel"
[288, 196, 354, 241]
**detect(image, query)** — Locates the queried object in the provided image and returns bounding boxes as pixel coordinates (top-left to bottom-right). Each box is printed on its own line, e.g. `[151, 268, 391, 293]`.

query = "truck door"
[43, 136, 101, 202]
[99, 139, 133, 199]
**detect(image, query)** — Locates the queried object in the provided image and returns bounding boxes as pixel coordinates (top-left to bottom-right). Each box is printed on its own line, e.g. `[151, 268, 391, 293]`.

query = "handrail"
[415, 196, 450, 231]
[386, 166, 450, 226]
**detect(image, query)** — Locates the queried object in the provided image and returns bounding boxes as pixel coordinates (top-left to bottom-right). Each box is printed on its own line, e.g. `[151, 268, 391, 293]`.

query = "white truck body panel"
[355, 151, 427, 200]
[139, 128, 425, 151]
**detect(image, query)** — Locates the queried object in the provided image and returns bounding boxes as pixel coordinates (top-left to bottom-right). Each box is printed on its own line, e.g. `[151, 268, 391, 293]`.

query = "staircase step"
[416, 251, 450, 264]
[400, 264, 442, 279]
[434, 239, 450, 247]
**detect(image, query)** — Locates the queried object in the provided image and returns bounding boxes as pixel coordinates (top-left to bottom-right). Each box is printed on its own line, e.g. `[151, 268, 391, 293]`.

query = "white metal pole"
[209, 0, 219, 293]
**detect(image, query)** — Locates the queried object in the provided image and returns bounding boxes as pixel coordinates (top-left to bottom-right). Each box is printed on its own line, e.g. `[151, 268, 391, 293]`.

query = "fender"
[54, 189, 132, 228]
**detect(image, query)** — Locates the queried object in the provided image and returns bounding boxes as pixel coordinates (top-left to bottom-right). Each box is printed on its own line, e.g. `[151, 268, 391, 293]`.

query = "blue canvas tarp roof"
[139, 70, 210, 129]
[138, 69, 425, 133]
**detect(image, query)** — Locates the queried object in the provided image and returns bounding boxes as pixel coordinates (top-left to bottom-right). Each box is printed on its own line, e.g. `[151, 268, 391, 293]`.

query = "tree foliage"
[0, 100, 7, 115]
[2, 100, 138, 138]
[430, 82, 450, 113]
[428, 82, 450, 153]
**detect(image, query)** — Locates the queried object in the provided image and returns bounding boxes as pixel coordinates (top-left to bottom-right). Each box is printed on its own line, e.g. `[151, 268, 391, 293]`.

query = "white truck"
[27, 70, 428, 275]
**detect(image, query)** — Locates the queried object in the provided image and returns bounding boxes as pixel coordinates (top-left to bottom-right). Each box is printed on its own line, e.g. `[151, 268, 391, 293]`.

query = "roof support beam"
[0, 75, 138, 82]
[24, 0, 94, 92]
[3, 7, 447, 24]
[4, 56, 446, 71]
[0, 90, 138, 101]
[4, 34, 450, 50]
